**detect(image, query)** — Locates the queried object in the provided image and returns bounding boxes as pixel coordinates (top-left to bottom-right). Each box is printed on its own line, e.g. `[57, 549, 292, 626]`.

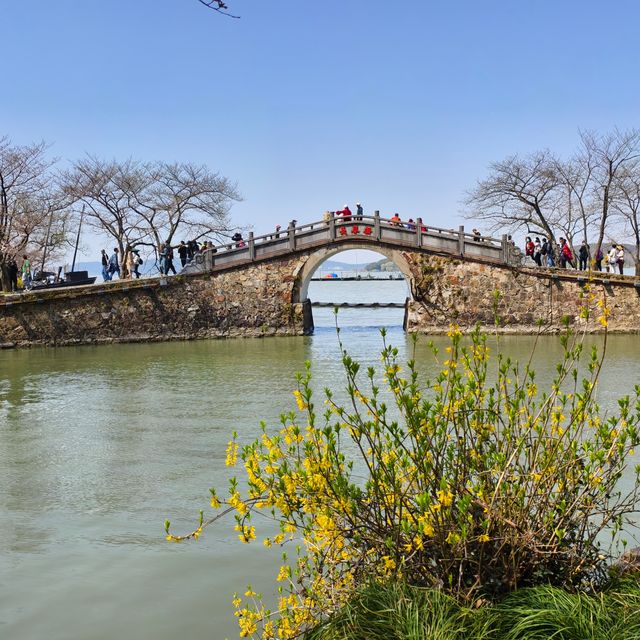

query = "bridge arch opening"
[293, 246, 414, 333]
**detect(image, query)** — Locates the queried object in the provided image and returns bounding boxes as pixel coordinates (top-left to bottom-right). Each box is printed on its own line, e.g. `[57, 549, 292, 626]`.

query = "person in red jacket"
[559, 238, 575, 268]
[525, 236, 535, 258]
[336, 205, 352, 222]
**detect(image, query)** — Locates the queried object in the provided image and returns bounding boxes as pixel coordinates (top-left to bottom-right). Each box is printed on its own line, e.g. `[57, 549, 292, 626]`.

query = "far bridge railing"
[183, 212, 518, 275]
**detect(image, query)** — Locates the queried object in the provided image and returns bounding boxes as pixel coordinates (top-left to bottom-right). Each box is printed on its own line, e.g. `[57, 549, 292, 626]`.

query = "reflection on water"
[1, 282, 640, 639]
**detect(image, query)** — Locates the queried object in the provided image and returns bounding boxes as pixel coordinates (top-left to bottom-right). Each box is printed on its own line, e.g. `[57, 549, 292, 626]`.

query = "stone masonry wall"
[403, 253, 640, 334]
[2, 248, 640, 349]
[0, 256, 307, 348]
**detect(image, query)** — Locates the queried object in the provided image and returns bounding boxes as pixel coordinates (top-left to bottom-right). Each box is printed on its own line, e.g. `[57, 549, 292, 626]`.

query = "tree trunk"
[0, 263, 9, 292]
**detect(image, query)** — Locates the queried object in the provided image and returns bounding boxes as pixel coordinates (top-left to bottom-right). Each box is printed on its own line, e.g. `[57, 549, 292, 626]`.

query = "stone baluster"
[248, 232, 255, 261]
[374, 211, 381, 240]
[288, 222, 296, 251]
[416, 217, 423, 247]
[458, 225, 465, 256]
[329, 212, 336, 241]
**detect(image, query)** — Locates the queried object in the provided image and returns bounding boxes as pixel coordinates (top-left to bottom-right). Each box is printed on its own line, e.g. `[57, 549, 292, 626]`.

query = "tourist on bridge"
[533, 237, 542, 266]
[101, 249, 110, 281]
[336, 206, 351, 222]
[178, 241, 188, 268]
[616, 245, 625, 275]
[406, 218, 416, 230]
[165, 244, 177, 275]
[20, 255, 31, 290]
[8, 258, 18, 291]
[355, 203, 364, 220]
[524, 237, 534, 260]
[390, 213, 402, 226]
[594, 247, 603, 271]
[126, 248, 142, 279]
[472, 228, 481, 241]
[159, 243, 169, 275]
[578, 241, 590, 271]
[232, 232, 245, 248]
[187, 239, 200, 262]
[108, 248, 120, 279]
[559, 238, 575, 269]
[606, 245, 617, 273]
[541, 238, 554, 267]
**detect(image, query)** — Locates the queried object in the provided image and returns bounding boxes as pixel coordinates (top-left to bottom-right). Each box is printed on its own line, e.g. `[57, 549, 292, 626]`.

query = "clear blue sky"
[2, 0, 639, 261]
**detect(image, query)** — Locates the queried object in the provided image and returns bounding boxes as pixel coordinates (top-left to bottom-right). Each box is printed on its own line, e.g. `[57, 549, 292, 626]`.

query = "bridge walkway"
[183, 212, 519, 276]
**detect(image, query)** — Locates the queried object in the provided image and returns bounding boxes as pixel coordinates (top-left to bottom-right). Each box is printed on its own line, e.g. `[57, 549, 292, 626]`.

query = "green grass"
[305, 579, 640, 640]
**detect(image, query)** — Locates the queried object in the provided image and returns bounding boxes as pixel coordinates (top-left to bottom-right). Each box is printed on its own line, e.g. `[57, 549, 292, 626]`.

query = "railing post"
[458, 225, 465, 256]
[374, 211, 381, 240]
[202, 248, 211, 271]
[501, 234, 508, 264]
[329, 212, 336, 241]
[288, 222, 296, 251]
[248, 232, 255, 260]
[416, 217, 423, 247]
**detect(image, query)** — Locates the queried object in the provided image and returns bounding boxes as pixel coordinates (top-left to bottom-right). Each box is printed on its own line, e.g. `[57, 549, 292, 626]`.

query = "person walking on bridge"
[101, 249, 110, 281]
[108, 248, 120, 279]
[559, 238, 575, 269]
[616, 245, 625, 275]
[8, 259, 18, 291]
[578, 241, 590, 271]
[21, 255, 31, 289]
[178, 241, 188, 268]
[166, 244, 177, 275]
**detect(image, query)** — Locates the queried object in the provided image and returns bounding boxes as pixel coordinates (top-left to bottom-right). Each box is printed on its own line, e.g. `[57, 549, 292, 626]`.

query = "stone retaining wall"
[403, 254, 640, 334]
[1, 249, 639, 349]
[0, 257, 308, 348]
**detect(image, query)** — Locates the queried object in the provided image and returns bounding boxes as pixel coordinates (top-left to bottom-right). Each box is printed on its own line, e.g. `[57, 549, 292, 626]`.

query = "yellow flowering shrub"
[166, 313, 640, 639]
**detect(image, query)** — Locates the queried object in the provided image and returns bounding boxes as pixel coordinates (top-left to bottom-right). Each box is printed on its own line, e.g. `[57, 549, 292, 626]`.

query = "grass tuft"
[306, 578, 640, 640]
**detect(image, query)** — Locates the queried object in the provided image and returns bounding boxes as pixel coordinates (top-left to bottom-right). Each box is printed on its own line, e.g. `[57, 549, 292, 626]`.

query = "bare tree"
[64, 157, 241, 276]
[465, 151, 561, 245]
[147, 161, 241, 247]
[63, 157, 152, 277]
[0, 137, 71, 291]
[580, 129, 640, 258]
[553, 151, 599, 247]
[612, 163, 640, 275]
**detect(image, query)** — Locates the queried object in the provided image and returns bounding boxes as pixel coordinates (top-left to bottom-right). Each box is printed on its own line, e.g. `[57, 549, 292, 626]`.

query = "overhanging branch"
[196, 0, 240, 18]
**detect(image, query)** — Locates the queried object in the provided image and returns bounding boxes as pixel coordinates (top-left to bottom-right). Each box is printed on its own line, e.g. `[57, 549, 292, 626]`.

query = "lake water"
[1, 280, 639, 640]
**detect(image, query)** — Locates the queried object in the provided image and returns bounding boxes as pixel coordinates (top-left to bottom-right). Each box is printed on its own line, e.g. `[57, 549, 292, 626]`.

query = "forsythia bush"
[167, 320, 640, 639]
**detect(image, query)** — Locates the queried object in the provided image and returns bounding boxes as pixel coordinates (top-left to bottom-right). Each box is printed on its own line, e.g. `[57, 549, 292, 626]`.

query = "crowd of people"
[2, 255, 32, 291]
[5, 221, 634, 294]
[322, 205, 432, 233]
[522, 236, 626, 273]
[99, 239, 220, 281]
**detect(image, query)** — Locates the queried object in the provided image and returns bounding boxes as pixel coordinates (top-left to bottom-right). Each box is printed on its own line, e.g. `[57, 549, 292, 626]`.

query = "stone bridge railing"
[183, 213, 520, 275]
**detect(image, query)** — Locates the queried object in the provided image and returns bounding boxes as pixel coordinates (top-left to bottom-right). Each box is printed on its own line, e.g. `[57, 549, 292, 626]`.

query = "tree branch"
[196, 0, 240, 19]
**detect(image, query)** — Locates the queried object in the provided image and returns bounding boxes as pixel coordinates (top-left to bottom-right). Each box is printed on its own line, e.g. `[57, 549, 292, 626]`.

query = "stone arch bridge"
[1, 214, 639, 348]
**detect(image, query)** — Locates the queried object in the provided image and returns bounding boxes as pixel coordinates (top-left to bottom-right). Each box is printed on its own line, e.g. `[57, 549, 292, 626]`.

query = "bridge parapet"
[182, 213, 517, 276]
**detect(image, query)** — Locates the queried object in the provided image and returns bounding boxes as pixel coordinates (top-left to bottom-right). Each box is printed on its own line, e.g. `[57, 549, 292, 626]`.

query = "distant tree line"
[0, 135, 240, 290]
[466, 129, 640, 273]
